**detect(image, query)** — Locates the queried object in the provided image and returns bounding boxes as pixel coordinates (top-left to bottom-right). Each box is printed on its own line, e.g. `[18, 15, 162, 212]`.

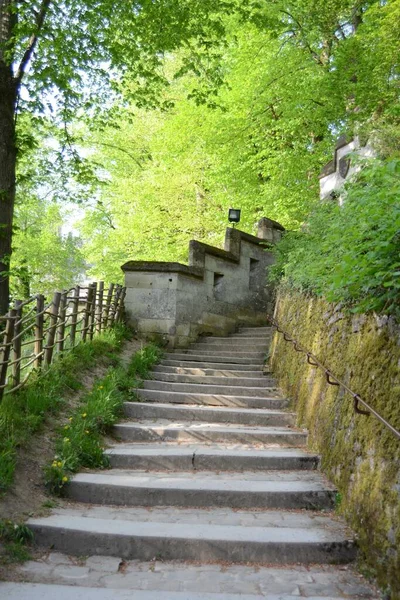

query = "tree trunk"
[0, 0, 17, 314]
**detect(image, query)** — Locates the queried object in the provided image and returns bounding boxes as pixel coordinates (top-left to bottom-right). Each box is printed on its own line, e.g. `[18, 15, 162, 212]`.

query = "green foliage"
[45, 343, 163, 495]
[2, 0, 400, 299]
[0, 325, 128, 493]
[270, 158, 400, 317]
[78, 0, 400, 278]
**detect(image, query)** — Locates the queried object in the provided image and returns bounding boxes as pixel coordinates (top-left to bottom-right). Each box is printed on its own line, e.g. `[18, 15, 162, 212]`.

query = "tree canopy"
[1, 0, 399, 309]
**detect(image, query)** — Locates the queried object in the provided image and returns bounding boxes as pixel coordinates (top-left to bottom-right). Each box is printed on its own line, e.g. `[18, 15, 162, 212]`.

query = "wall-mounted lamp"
[228, 208, 241, 228]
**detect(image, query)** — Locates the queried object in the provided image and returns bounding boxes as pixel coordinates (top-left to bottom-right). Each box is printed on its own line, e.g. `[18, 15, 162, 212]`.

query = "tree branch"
[95, 142, 146, 169]
[279, 9, 324, 66]
[14, 0, 52, 84]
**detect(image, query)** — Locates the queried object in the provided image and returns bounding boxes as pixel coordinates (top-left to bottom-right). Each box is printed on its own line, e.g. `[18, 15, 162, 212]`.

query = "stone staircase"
[3, 326, 378, 599]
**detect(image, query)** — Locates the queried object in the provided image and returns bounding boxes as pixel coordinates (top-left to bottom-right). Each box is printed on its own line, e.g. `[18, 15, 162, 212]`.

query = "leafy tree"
[1, 0, 399, 310]
[78, 0, 399, 278]
[0, 0, 243, 312]
[12, 198, 85, 299]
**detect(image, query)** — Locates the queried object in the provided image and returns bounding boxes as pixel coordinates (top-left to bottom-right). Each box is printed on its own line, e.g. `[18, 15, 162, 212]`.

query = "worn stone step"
[142, 380, 279, 397]
[65, 469, 335, 510]
[7, 556, 378, 598]
[195, 338, 270, 351]
[123, 402, 294, 427]
[230, 331, 272, 338]
[199, 334, 271, 342]
[160, 359, 266, 371]
[0, 583, 366, 600]
[187, 346, 268, 356]
[113, 422, 305, 445]
[0, 583, 369, 600]
[28, 508, 354, 565]
[238, 327, 273, 333]
[179, 349, 266, 359]
[136, 389, 288, 409]
[153, 366, 266, 377]
[150, 372, 276, 387]
[165, 354, 263, 365]
[105, 444, 319, 471]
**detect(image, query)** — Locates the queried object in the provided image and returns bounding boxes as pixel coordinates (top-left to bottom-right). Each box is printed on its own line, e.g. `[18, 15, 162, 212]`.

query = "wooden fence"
[0, 282, 126, 401]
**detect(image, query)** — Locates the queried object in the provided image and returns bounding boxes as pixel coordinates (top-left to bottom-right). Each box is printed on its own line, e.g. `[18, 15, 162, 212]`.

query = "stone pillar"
[257, 218, 285, 244]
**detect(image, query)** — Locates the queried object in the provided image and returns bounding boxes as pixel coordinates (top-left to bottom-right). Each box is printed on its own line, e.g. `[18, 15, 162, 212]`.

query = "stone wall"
[270, 288, 400, 598]
[122, 218, 284, 347]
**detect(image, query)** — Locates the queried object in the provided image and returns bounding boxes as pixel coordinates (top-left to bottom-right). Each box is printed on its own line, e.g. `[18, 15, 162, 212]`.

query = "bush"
[270, 158, 400, 317]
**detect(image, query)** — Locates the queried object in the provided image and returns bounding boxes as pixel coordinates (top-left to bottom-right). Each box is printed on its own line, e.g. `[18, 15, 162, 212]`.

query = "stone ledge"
[121, 261, 204, 280]
[189, 240, 239, 266]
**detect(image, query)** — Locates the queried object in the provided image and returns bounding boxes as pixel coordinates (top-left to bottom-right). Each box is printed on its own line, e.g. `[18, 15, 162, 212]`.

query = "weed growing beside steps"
[45, 343, 163, 495]
[0, 520, 34, 564]
[0, 324, 130, 493]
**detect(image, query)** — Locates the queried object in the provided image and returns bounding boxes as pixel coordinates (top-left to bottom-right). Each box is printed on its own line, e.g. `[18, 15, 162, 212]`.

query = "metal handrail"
[267, 314, 400, 441]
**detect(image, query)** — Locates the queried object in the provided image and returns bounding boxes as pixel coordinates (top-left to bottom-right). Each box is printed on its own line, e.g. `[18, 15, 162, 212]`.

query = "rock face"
[121, 219, 284, 348]
[2, 325, 379, 599]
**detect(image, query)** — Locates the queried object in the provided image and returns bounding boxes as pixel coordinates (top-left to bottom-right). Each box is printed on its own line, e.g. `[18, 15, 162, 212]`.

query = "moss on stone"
[271, 288, 400, 598]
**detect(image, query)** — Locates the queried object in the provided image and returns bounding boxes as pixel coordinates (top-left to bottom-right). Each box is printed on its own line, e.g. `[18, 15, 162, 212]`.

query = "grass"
[44, 343, 163, 495]
[0, 324, 130, 493]
[0, 519, 34, 564]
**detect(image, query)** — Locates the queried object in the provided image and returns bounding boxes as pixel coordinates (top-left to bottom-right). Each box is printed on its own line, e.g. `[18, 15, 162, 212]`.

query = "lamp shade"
[228, 208, 241, 223]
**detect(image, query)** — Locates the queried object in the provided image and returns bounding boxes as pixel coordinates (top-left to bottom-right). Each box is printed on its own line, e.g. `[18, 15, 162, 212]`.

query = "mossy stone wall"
[271, 288, 400, 598]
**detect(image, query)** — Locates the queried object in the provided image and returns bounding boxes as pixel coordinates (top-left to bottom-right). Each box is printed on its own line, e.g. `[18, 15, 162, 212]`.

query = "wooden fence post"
[96, 281, 104, 334]
[69, 286, 80, 348]
[104, 283, 114, 329]
[82, 286, 93, 343]
[45, 292, 61, 367]
[57, 291, 67, 353]
[0, 310, 16, 401]
[34, 295, 45, 370]
[12, 300, 23, 387]
[89, 282, 97, 341]
[109, 285, 121, 326]
[116, 287, 126, 323]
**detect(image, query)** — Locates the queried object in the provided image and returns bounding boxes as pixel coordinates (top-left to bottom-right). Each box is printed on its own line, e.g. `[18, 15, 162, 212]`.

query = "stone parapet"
[121, 218, 284, 347]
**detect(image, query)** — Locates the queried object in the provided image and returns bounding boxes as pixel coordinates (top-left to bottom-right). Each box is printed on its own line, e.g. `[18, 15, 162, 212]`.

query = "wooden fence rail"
[0, 282, 126, 401]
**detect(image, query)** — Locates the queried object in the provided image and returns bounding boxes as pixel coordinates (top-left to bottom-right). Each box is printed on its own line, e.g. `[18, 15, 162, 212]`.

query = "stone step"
[0, 583, 368, 600]
[28, 507, 354, 564]
[165, 354, 263, 365]
[196, 338, 270, 346]
[160, 359, 266, 370]
[113, 422, 306, 445]
[142, 380, 279, 397]
[184, 342, 270, 356]
[150, 372, 276, 387]
[178, 349, 266, 359]
[105, 444, 319, 471]
[229, 331, 272, 338]
[198, 335, 271, 346]
[6, 556, 378, 598]
[136, 389, 288, 409]
[66, 469, 335, 510]
[123, 402, 295, 427]
[238, 327, 273, 333]
[153, 366, 266, 377]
